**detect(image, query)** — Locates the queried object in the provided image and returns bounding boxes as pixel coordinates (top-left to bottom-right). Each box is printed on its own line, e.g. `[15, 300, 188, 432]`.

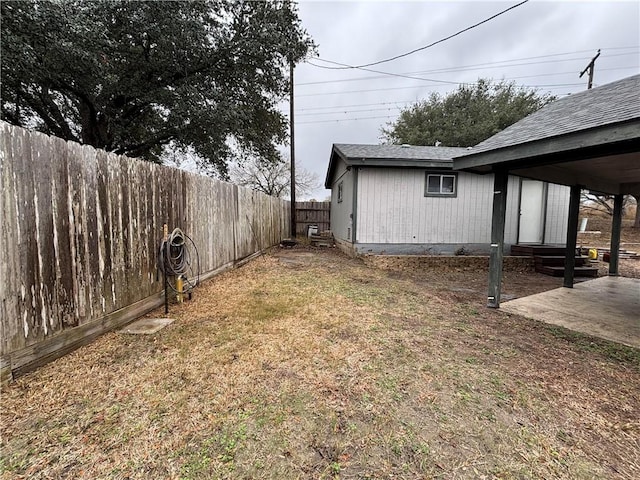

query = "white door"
[519, 179, 546, 243]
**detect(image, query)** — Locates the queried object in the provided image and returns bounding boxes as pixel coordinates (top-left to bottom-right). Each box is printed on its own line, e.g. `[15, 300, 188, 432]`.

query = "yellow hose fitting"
[176, 275, 184, 303]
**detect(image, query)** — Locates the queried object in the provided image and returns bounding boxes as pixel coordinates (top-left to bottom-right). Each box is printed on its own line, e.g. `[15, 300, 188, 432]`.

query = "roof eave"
[324, 145, 351, 189]
[348, 158, 452, 169]
[453, 119, 640, 173]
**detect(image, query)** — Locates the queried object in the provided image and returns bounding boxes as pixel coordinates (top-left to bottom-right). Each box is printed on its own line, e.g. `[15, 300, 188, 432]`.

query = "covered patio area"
[500, 276, 640, 348]
[454, 74, 640, 344]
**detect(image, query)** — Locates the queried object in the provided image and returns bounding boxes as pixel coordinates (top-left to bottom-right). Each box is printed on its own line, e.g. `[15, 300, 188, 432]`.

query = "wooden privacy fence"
[0, 122, 290, 382]
[296, 201, 330, 236]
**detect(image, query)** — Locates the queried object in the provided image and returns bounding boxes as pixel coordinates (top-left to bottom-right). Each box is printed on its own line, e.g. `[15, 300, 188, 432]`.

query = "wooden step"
[511, 244, 568, 256]
[534, 255, 589, 267]
[535, 265, 599, 277]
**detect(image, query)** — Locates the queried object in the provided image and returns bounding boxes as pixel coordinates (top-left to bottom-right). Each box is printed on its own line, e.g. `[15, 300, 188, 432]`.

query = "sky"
[288, 0, 640, 200]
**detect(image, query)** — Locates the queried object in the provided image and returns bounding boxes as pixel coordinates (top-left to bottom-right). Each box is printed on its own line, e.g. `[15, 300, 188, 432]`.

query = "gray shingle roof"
[466, 74, 640, 155]
[325, 143, 470, 188]
[334, 143, 469, 161]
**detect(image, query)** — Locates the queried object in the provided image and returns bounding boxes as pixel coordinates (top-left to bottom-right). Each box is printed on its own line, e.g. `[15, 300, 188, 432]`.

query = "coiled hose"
[158, 228, 200, 294]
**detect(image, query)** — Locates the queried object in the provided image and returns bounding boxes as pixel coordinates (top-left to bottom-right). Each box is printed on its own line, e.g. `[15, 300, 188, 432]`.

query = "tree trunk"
[633, 194, 640, 228]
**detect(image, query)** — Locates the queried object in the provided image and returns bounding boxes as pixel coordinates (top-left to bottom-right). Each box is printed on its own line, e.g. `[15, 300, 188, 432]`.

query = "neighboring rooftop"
[464, 74, 640, 156]
[325, 143, 469, 188]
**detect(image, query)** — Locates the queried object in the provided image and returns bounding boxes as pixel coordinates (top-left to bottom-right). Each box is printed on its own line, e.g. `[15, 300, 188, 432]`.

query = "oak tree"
[381, 79, 554, 147]
[1, 0, 314, 176]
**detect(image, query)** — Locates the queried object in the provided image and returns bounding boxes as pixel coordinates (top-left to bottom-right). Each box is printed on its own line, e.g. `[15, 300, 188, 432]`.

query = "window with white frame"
[425, 172, 457, 197]
[337, 181, 344, 203]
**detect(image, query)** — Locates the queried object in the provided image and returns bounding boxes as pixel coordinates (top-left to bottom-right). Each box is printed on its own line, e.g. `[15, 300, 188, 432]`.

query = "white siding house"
[325, 144, 570, 255]
[328, 155, 355, 242]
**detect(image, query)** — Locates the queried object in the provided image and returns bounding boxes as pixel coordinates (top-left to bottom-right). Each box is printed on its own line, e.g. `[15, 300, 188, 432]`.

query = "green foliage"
[1, 0, 314, 176]
[381, 79, 555, 147]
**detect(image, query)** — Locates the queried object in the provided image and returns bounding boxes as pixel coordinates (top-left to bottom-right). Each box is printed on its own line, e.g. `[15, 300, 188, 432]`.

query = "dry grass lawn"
[1, 248, 639, 479]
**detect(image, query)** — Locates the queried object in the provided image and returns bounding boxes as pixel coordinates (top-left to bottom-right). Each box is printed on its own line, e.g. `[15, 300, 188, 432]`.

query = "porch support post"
[563, 185, 581, 288]
[609, 194, 623, 276]
[487, 170, 509, 308]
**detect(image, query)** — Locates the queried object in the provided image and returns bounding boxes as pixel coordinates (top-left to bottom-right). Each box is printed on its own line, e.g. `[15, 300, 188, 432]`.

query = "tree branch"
[115, 131, 176, 157]
[22, 89, 78, 141]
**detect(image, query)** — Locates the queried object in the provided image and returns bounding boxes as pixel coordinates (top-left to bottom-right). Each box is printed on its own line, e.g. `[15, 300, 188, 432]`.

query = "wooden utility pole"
[579, 49, 600, 89]
[289, 60, 297, 238]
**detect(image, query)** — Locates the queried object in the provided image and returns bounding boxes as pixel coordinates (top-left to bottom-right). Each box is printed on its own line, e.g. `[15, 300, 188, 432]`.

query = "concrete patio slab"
[119, 318, 174, 335]
[501, 276, 640, 348]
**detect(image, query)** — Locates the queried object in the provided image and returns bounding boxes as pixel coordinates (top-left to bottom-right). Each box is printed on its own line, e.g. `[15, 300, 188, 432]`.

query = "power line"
[296, 84, 452, 98]
[290, 67, 640, 118]
[306, 58, 470, 85]
[297, 115, 399, 125]
[300, 54, 639, 87]
[298, 61, 638, 87]
[304, 53, 634, 90]
[295, 106, 403, 117]
[402, 50, 638, 75]
[295, 66, 640, 111]
[292, 45, 638, 122]
[295, 53, 639, 99]
[296, 93, 575, 126]
[291, 47, 639, 124]
[293, 76, 606, 116]
[318, 0, 530, 70]
[396, 48, 638, 74]
[297, 100, 416, 112]
[306, 45, 638, 78]
[292, 62, 638, 113]
[295, 79, 586, 98]
[497, 65, 638, 81]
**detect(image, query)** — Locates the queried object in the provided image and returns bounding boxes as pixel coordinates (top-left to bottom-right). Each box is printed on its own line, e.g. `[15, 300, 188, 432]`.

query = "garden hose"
[158, 227, 200, 294]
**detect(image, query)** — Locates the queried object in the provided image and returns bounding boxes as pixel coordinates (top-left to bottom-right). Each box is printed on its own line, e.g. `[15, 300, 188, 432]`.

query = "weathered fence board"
[296, 201, 330, 236]
[0, 122, 290, 380]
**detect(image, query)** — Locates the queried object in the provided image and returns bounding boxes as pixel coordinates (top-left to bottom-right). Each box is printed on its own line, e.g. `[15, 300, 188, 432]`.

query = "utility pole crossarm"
[579, 49, 601, 89]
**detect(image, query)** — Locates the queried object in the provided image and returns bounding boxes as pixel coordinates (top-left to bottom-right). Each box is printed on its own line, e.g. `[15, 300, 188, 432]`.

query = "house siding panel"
[505, 175, 521, 245]
[544, 183, 570, 243]
[356, 169, 523, 252]
[329, 158, 354, 243]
